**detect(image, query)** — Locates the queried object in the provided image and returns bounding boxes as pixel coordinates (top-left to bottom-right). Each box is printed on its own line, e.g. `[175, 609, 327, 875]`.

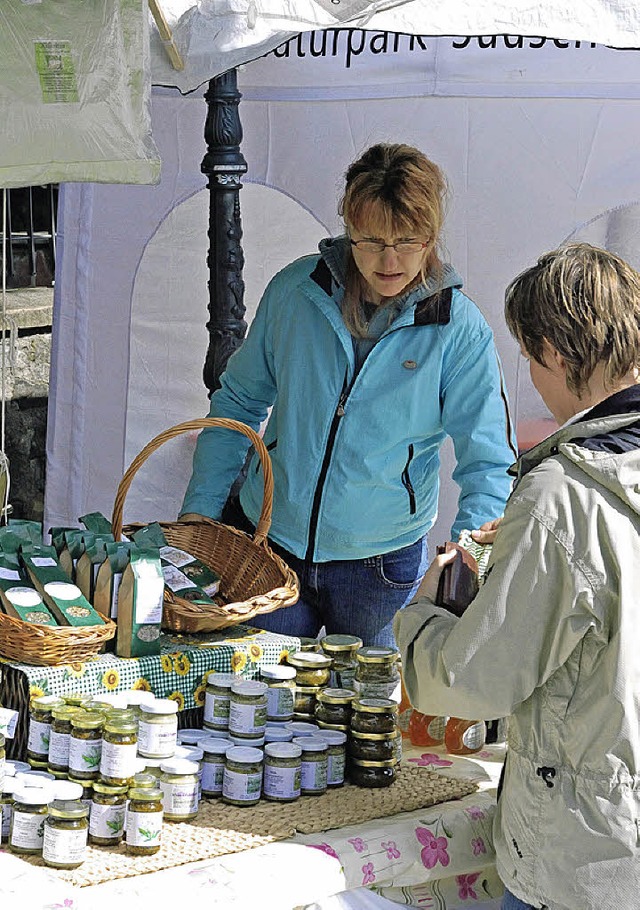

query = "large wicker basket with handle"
[111, 418, 299, 634]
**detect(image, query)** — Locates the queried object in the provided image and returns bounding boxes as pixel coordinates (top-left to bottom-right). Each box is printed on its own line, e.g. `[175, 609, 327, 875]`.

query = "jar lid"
[120, 689, 157, 707]
[316, 687, 356, 705]
[225, 746, 264, 764]
[206, 671, 236, 688]
[68, 777, 93, 791]
[5, 760, 31, 776]
[229, 734, 265, 748]
[294, 684, 323, 695]
[260, 665, 296, 681]
[349, 758, 397, 768]
[15, 770, 56, 785]
[264, 727, 294, 743]
[48, 798, 89, 819]
[199, 737, 232, 755]
[1, 779, 19, 795]
[132, 773, 158, 789]
[287, 721, 320, 736]
[286, 651, 332, 670]
[52, 780, 85, 801]
[179, 746, 204, 762]
[97, 693, 129, 709]
[92, 780, 128, 795]
[353, 697, 399, 714]
[315, 730, 347, 745]
[320, 634, 363, 653]
[178, 728, 206, 745]
[31, 695, 65, 710]
[142, 757, 164, 769]
[316, 720, 349, 733]
[141, 698, 179, 715]
[350, 730, 397, 741]
[160, 759, 200, 775]
[71, 711, 104, 729]
[104, 718, 137, 734]
[13, 784, 54, 804]
[292, 736, 328, 753]
[52, 705, 82, 719]
[265, 742, 302, 760]
[230, 679, 268, 698]
[356, 646, 399, 664]
[129, 787, 163, 801]
[199, 728, 232, 740]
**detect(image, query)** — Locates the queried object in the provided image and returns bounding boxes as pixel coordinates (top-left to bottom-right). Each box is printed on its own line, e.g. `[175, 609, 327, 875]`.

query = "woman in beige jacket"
[395, 243, 640, 910]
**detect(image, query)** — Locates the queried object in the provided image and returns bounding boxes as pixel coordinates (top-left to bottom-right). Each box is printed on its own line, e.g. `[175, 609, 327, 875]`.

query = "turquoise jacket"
[181, 237, 516, 560]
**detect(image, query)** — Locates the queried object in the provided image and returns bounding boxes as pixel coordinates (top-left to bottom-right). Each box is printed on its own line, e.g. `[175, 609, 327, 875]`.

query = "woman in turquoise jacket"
[181, 143, 516, 647]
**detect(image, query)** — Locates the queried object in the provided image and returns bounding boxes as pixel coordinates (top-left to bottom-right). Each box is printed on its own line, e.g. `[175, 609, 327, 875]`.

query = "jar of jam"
[292, 736, 328, 796]
[100, 717, 138, 785]
[159, 759, 200, 821]
[314, 688, 355, 727]
[228, 680, 268, 740]
[89, 781, 127, 845]
[204, 672, 236, 731]
[200, 738, 230, 798]
[285, 651, 332, 687]
[27, 695, 64, 764]
[348, 758, 397, 788]
[315, 730, 347, 788]
[260, 665, 296, 722]
[43, 799, 89, 869]
[68, 711, 104, 780]
[126, 787, 163, 855]
[9, 784, 53, 854]
[320, 634, 363, 688]
[222, 746, 263, 807]
[354, 647, 401, 702]
[351, 697, 398, 735]
[444, 717, 486, 755]
[47, 706, 83, 775]
[263, 742, 302, 802]
[408, 711, 446, 747]
[348, 730, 397, 763]
[137, 699, 179, 759]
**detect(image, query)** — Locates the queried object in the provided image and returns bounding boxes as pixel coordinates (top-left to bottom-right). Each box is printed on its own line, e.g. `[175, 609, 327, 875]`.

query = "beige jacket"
[394, 410, 640, 910]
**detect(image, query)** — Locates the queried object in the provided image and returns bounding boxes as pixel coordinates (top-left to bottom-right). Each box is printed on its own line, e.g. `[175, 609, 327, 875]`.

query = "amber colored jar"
[408, 711, 446, 747]
[444, 717, 486, 755]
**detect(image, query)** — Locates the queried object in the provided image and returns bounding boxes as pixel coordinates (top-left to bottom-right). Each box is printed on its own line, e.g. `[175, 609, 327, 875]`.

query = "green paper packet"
[76, 535, 114, 604]
[133, 522, 221, 603]
[19, 544, 105, 627]
[79, 511, 114, 536]
[0, 550, 58, 626]
[94, 541, 133, 621]
[58, 529, 86, 581]
[8, 518, 43, 545]
[115, 545, 163, 657]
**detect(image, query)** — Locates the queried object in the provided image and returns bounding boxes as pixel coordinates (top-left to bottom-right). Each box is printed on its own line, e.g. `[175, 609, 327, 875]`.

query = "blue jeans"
[222, 497, 428, 647]
[501, 889, 541, 910]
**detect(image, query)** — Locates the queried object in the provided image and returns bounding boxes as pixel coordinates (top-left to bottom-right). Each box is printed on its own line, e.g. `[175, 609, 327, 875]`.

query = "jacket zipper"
[401, 444, 417, 514]
[305, 381, 348, 561]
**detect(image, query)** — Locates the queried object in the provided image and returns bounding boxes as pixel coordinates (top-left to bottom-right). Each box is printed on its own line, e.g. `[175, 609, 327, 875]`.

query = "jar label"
[228, 698, 267, 736]
[222, 767, 262, 802]
[11, 809, 45, 849]
[89, 801, 125, 839]
[326, 751, 346, 786]
[300, 757, 327, 792]
[126, 809, 162, 847]
[462, 722, 486, 751]
[43, 823, 87, 864]
[68, 737, 102, 776]
[137, 718, 178, 758]
[1, 802, 13, 840]
[100, 740, 138, 779]
[160, 779, 199, 816]
[48, 729, 71, 767]
[427, 716, 446, 741]
[27, 719, 51, 756]
[201, 759, 225, 795]
[264, 762, 300, 799]
[266, 686, 294, 721]
[204, 691, 230, 725]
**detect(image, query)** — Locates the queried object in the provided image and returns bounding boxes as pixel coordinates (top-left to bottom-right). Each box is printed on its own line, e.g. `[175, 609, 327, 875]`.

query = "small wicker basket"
[0, 610, 116, 666]
[111, 417, 300, 634]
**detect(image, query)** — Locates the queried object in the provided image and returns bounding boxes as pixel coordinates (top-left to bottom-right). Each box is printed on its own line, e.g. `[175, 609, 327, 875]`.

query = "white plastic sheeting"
[0, 0, 159, 188]
[44, 34, 640, 539]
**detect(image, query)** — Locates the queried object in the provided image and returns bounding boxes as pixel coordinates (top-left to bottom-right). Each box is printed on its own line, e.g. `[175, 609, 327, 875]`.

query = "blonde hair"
[505, 243, 640, 395]
[338, 144, 447, 337]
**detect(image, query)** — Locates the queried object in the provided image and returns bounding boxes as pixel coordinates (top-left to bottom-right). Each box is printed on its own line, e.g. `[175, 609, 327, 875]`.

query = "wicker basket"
[111, 417, 300, 634]
[0, 609, 116, 666]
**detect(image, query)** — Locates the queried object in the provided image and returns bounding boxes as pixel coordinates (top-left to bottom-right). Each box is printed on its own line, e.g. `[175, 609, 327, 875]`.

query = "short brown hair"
[505, 243, 640, 395]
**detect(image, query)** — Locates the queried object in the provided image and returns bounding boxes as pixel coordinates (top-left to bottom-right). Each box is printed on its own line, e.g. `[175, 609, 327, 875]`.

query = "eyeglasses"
[349, 239, 429, 255]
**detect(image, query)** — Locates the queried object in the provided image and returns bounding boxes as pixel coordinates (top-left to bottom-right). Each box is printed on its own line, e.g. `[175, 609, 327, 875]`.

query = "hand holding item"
[434, 542, 480, 616]
[470, 516, 503, 545]
[414, 545, 459, 603]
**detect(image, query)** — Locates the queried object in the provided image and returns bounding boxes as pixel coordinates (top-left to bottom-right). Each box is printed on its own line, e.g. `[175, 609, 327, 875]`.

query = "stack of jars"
[347, 696, 400, 788]
[282, 651, 332, 722]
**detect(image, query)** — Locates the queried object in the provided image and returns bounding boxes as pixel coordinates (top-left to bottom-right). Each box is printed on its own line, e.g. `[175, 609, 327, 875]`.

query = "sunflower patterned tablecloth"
[0, 624, 300, 757]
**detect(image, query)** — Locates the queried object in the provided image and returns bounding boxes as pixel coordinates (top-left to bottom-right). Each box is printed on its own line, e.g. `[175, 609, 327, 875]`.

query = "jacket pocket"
[401, 444, 417, 515]
[255, 438, 278, 473]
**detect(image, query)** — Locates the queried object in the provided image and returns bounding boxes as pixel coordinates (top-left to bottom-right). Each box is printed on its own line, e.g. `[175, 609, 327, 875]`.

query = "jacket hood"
[318, 234, 463, 308]
[513, 386, 640, 519]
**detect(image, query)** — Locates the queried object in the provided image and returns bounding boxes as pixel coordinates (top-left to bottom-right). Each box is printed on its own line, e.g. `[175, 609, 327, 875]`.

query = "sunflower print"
[102, 668, 120, 690]
[133, 678, 152, 692]
[160, 654, 174, 674]
[168, 691, 185, 711]
[29, 684, 46, 704]
[193, 683, 206, 707]
[248, 643, 263, 663]
[231, 651, 247, 673]
[65, 661, 87, 678]
[173, 653, 191, 676]
[279, 648, 290, 664]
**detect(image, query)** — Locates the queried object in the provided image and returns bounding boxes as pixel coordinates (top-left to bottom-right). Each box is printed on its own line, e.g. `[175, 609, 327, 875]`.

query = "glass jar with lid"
[351, 697, 398, 735]
[9, 784, 53, 854]
[1, 777, 17, 844]
[47, 705, 83, 775]
[292, 736, 328, 795]
[89, 781, 127, 845]
[296, 637, 321, 652]
[43, 798, 89, 869]
[348, 730, 397, 763]
[68, 711, 104, 780]
[315, 688, 355, 728]
[222, 746, 263, 806]
[315, 730, 347, 787]
[137, 698, 179, 759]
[100, 717, 138, 785]
[263, 742, 302, 802]
[67, 777, 94, 807]
[259, 665, 296, 722]
[126, 787, 163, 855]
[264, 726, 293, 744]
[62, 693, 91, 709]
[159, 758, 200, 821]
[354, 647, 401, 701]
[228, 680, 268, 739]
[320, 634, 363, 688]
[27, 695, 64, 764]
[284, 651, 332, 687]
[204, 672, 236, 731]
[348, 757, 397, 788]
[178, 728, 207, 746]
[200, 738, 230, 798]
[293, 684, 321, 718]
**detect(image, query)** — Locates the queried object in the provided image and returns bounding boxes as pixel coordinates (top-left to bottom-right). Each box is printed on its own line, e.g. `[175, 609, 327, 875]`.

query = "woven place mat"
[21, 766, 476, 888]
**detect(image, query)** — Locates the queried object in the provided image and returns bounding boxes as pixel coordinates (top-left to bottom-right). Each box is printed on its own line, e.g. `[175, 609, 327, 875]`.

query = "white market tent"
[3, 0, 640, 543]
